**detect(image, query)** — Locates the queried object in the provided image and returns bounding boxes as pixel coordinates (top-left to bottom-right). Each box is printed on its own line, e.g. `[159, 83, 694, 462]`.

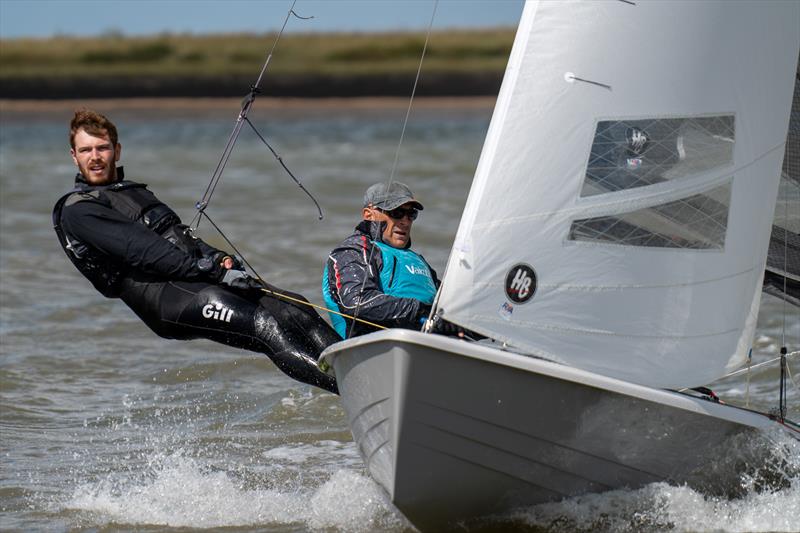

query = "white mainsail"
[436, 1, 800, 388]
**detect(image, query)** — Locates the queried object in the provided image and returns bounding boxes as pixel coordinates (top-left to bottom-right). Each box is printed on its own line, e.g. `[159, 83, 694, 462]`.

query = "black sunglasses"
[379, 206, 419, 221]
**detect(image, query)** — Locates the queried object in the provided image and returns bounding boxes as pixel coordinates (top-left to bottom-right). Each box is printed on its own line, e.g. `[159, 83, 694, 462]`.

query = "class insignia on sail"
[624, 126, 649, 169]
[504, 263, 537, 304]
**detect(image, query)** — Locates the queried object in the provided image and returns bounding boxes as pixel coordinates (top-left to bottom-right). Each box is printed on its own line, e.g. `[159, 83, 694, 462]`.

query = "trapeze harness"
[52, 178, 194, 296]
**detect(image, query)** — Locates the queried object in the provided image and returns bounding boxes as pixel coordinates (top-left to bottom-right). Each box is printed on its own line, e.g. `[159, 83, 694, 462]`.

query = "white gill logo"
[405, 265, 429, 276]
[202, 302, 234, 322]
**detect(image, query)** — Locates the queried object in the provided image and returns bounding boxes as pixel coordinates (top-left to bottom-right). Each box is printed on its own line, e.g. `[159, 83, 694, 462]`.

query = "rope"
[258, 286, 387, 331]
[347, 0, 438, 338]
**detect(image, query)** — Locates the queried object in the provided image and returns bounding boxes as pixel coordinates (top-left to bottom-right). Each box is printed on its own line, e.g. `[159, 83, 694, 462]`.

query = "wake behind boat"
[321, 0, 800, 530]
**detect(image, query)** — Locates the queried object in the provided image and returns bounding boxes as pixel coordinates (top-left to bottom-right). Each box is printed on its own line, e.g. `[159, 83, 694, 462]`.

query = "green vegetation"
[0, 29, 515, 79]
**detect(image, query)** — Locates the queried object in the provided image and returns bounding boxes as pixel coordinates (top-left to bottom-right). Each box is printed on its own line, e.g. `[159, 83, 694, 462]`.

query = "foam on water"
[503, 482, 799, 532]
[64, 452, 409, 531]
[59, 430, 800, 532]
[263, 440, 363, 467]
[503, 431, 800, 533]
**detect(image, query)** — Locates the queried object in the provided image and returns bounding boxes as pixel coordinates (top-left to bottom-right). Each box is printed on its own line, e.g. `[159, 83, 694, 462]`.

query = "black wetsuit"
[53, 170, 338, 393]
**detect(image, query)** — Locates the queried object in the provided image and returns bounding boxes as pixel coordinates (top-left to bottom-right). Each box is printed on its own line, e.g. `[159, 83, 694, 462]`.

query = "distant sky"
[0, 0, 524, 39]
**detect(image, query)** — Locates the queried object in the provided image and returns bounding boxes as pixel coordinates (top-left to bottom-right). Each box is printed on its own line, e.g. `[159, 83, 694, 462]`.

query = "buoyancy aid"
[372, 241, 436, 304]
[52, 174, 193, 297]
[321, 236, 437, 338]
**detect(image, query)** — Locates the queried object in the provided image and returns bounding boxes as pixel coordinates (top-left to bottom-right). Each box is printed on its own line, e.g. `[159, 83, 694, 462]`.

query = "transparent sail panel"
[569, 183, 731, 249]
[764, 175, 800, 306]
[764, 57, 800, 306]
[582, 116, 735, 197]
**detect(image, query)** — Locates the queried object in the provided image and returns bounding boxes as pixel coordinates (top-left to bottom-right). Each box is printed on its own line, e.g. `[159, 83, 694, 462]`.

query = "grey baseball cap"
[363, 182, 424, 211]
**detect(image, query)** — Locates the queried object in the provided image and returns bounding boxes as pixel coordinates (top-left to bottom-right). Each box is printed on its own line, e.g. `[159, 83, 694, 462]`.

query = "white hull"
[321, 330, 784, 531]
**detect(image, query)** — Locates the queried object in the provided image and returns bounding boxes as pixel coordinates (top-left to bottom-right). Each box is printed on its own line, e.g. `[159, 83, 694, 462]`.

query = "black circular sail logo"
[505, 263, 537, 304]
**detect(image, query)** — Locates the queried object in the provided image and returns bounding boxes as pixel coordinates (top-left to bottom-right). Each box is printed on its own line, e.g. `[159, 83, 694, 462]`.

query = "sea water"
[1, 100, 798, 532]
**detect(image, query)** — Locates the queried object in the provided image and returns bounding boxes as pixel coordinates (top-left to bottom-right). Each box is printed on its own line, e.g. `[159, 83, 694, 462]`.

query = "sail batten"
[436, 0, 800, 389]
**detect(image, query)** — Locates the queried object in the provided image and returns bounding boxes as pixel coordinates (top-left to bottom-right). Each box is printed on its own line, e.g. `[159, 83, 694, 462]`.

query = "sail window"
[581, 115, 735, 197]
[569, 183, 731, 249]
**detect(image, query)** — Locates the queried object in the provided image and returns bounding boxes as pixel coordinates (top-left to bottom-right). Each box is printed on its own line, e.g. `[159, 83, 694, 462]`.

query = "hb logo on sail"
[505, 263, 537, 304]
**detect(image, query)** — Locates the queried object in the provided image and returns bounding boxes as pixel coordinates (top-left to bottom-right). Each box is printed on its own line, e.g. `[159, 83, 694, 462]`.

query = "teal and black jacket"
[322, 220, 439, 339]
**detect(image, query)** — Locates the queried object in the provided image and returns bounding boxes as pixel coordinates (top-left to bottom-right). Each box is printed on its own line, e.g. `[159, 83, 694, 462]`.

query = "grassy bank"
[0, 30, 514, 98]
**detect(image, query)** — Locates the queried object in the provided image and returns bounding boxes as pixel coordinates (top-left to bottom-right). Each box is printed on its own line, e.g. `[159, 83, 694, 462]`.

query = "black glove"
[428, 315, 486, 340]
[429, 315, 465, 337]
[220, 269, 265, 291]
[197, 256, 225, 280]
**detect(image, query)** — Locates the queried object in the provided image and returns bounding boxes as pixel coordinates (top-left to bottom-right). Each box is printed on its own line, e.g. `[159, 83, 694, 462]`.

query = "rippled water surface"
[1, 100, 798, 532]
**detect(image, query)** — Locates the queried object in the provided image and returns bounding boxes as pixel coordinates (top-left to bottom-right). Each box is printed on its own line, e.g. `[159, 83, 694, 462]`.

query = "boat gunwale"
[321, 328, 787, 430]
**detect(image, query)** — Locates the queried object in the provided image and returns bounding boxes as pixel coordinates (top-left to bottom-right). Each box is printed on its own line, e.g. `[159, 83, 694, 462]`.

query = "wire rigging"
[190, 0, 321, 230]
[386, 1, 438, 191]
[180, 0, 387, 332]
[778, 174, 791, 421]
[708, 350, 800, 382]
[199, 178, 387, 332]
[244, 117, 323, 219]
[346, 0, 439, 339]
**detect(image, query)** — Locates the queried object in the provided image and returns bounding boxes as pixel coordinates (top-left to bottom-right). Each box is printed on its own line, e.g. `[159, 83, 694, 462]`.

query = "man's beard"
[80, 161, 117, 184]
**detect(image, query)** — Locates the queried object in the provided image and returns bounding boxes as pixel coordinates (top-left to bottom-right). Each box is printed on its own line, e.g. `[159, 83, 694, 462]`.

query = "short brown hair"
[69, 108, 119, 149]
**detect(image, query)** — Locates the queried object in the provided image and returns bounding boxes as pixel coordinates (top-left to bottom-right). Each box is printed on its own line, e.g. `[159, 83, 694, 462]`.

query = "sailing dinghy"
[321, 1, 800, 529]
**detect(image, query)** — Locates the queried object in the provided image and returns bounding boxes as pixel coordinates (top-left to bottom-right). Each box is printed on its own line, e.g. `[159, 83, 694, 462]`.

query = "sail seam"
[471, 175, 733, 229]
[471, 316, 740, 340]
[470, 141, 787, 230]
[459, 266, 754, 291]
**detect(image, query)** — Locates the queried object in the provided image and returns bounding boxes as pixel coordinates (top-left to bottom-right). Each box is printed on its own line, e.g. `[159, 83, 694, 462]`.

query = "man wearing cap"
[322, 182, 439, 338]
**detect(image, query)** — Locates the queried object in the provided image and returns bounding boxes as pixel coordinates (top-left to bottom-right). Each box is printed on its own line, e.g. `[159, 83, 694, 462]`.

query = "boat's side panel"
[327, 334, 768, 530]
[333, 344, 403, 495]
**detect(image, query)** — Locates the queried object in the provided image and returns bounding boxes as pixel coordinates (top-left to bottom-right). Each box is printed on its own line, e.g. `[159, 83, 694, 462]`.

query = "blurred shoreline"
[0, 96, 497, 117]
[0, 73, 504, 100]
[0, 30, 511, 100]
